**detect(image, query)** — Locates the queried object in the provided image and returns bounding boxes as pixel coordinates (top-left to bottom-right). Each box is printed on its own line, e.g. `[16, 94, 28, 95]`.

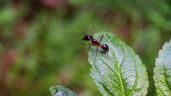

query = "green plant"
[154, 39, 171, 96]
[50, 32, 171, 96]
[49, 85, 77, 96]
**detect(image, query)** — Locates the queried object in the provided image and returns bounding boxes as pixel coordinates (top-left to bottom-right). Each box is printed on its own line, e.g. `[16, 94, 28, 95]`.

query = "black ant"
[83, 34, 109, 53]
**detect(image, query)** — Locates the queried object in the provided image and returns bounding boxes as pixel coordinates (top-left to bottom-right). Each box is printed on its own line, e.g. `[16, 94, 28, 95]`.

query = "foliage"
[154, 40, 171, 96]
[49, 33, 171, 96]
[49, 85, 77, 96]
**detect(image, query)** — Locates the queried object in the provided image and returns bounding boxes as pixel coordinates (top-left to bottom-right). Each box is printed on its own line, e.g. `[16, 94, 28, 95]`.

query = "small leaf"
[88, 32, 149, 96]
[49, 85, 77, 96]
[154, 40, 171, 96]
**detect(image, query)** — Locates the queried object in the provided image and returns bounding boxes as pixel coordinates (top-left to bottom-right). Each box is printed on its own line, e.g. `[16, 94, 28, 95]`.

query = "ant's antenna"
[88, 24, 92, 31]
[83, 24, 93, 35]
[88, 24, 94, 34]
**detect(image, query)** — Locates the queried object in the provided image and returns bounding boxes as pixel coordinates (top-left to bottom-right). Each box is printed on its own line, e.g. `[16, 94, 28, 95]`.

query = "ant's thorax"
[91, 39, 101, 47]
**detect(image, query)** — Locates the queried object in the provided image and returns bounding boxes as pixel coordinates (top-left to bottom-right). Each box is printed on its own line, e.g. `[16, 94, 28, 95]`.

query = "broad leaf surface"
[154, 40, 171, 96]
[49, 85, 77, 96]
[88, 32, 149, 96]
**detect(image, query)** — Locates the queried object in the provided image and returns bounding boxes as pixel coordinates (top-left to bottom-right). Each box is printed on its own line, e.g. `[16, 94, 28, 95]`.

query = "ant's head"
[83, 35, 93, 41]
[101, 44, 109, 52]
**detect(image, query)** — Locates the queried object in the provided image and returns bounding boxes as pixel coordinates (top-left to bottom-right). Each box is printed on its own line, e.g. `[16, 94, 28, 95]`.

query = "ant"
[83, 34, 109, 53]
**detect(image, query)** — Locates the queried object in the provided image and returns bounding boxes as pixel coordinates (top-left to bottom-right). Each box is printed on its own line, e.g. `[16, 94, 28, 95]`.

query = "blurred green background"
[0, 0, 171, 96]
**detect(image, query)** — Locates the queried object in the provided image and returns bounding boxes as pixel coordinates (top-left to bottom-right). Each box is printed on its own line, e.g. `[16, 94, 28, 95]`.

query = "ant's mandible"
[83, 34, 109, 53]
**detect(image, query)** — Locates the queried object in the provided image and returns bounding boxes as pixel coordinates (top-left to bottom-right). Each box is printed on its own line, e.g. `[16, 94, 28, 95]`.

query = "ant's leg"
[93, 35, 104, 64]
[99, 35, 104, 43]
[93, 47, 98, 65]
[88, 44, 91, 51]
[93, 35, 104, 63]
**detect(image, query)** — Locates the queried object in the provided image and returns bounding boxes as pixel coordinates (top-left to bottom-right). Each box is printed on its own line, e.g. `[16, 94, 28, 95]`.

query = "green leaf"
[154, 40, 171, 96]
[49, 85, 77, 96]
[0, 7, 16, 25]
[88, 32, 149, 96]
